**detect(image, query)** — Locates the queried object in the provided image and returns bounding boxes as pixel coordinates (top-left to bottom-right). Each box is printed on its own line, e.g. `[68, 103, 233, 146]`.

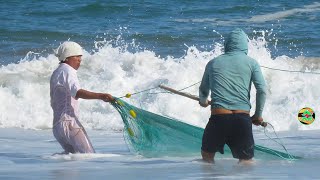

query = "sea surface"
[1, 1, 320, 179]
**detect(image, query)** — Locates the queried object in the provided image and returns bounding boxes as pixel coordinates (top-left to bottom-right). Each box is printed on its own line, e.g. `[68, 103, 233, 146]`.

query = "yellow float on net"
[127, 128, 134, 137]
[125, 93, 131, 98]
[129, 109, 137, 118]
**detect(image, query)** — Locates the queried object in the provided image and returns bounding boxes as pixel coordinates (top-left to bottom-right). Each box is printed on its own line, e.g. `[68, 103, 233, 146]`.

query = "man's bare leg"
[201, 150, 215, 163]
[238, 158, 254, 165]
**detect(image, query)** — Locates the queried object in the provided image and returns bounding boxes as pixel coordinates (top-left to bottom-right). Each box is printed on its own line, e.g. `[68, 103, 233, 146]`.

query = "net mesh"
[111, 98, 300, 160]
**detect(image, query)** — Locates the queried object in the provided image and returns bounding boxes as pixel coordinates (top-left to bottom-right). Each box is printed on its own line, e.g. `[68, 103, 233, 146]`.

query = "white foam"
[0, 32, 319, 131]
[249, 2, 320, 23]
[44, 153, 122, 161]
[174, 2, 320, 24]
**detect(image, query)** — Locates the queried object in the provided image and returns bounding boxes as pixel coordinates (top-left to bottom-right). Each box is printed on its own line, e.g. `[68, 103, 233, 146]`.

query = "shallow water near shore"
[0, 128, 319, 179]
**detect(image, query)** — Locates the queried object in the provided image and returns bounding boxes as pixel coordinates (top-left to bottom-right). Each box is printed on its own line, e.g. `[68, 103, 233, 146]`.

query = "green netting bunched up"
[111, 98, 300, 160]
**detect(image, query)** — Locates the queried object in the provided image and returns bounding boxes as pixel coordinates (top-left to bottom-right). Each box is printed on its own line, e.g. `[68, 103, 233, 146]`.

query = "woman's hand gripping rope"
[100, 93, 114, 102]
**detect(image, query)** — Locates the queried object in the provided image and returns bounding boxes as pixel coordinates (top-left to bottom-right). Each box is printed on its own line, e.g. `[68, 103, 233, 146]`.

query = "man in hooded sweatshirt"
[199, 28, 267, 163]
[50, 41, 114, 154]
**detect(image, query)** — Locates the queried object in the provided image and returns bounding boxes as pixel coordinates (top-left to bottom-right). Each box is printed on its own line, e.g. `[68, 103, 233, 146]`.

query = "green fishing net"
[111, 98, 300, 160]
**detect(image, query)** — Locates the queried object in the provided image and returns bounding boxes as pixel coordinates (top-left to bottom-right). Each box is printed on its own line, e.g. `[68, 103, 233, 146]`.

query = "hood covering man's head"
[224, 28, 248, 54]
[55, 41, 83, 62]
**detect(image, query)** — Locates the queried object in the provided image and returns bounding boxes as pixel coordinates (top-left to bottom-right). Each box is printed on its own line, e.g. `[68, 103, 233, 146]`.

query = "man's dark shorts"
[201, 113, 254, 160]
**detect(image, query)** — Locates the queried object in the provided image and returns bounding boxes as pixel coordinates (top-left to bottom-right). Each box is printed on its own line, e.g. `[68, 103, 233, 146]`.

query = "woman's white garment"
[50, 63, 95, 153]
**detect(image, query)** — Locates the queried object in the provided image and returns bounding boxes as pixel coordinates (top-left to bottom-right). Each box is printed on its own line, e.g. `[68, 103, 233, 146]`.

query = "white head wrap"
[55, 41, 83, 62]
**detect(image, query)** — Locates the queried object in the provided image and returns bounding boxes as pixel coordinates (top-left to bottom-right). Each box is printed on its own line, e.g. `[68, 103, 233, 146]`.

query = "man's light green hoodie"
[199, 28, 266, 117]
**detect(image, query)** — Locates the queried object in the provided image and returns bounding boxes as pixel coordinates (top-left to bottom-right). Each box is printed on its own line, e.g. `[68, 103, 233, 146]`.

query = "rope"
[261, 66, 320, 74]
[119, 81, 201, 98]
[118, 86, 159, 98]
[119, 64, 320, 99]
[147, 81, 202, 96]
[175, 81, 201, 91]
[262, 122, 296, 160]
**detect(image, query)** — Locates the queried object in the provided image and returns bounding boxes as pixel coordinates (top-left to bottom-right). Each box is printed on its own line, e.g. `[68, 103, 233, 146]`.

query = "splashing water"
[0, 32, 319, 132]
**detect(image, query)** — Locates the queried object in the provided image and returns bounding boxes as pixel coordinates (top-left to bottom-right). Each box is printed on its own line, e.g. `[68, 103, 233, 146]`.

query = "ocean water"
[1, 0, 320, 179]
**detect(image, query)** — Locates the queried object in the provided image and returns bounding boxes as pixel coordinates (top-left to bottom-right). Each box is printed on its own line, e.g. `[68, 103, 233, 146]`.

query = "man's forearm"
[254, 90, 266, 117]
[75, 89, 103, 100]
